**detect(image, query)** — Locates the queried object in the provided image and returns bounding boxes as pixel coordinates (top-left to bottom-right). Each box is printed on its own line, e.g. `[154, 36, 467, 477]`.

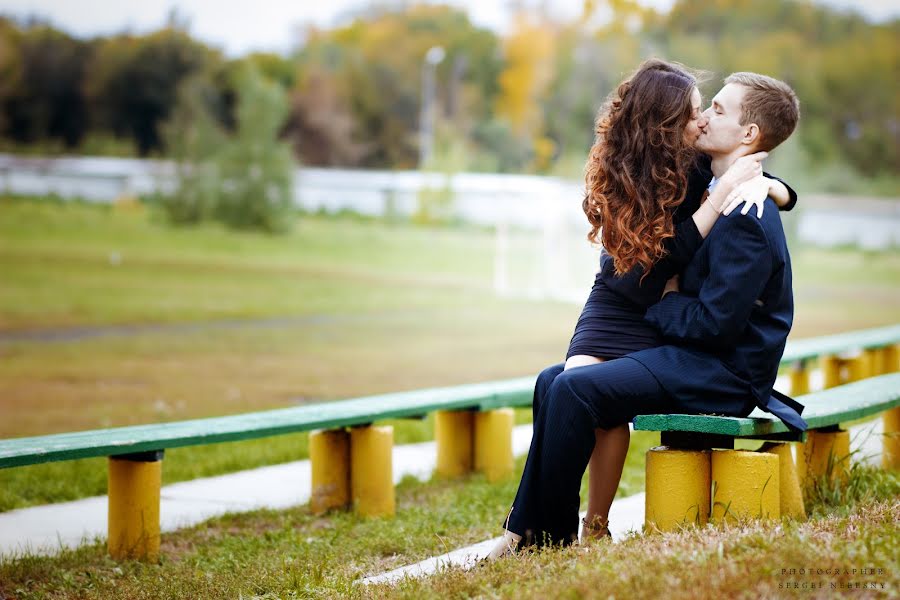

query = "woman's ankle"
[581, 515, 610, 540]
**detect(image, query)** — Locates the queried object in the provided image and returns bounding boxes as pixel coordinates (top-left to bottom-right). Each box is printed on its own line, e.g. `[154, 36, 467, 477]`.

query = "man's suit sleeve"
[763, 172, 799, 212]
[644, 212, 773, 348]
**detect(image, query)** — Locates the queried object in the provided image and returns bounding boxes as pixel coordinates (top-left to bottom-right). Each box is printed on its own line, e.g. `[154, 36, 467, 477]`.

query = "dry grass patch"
[376, 499, 899, 599]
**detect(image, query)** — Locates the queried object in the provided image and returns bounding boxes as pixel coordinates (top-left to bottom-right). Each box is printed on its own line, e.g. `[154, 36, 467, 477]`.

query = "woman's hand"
[722, 175, 770, 218]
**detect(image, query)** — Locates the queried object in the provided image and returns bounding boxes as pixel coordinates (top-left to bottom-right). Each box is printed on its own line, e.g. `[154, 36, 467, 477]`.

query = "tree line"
[1, 0, 897, 180]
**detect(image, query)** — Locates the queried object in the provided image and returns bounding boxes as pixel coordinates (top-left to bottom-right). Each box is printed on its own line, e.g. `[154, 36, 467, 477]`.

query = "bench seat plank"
[780, 324, 900, 363]
[0, 377, 534, 468]
[2, 321, 898, 470]
[634, 372, 900, 437]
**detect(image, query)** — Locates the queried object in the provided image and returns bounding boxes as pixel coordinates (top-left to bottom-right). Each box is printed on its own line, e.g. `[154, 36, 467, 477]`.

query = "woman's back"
[567, 155, 713, 360]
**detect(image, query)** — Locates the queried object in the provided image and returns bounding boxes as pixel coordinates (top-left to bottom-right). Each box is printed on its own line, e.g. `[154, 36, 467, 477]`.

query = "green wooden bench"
[1, 323, 898, 559]
[780, 323, 900, 392]
[0, 377, 534, 560]
[636, 372, 900, 532]
[3, 323, 897, 469]
[0, 377, 534, 469]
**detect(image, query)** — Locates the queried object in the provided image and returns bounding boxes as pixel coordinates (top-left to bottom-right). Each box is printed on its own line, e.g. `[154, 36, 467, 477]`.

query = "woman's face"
[683, 87, 708, 145]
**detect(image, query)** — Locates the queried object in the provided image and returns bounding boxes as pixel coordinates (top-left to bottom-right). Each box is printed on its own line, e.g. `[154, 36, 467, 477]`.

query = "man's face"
[696, 83, 749, 155]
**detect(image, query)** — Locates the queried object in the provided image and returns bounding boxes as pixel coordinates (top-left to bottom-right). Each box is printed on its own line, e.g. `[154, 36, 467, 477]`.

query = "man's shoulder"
[713, 205, 768, 237]
[714, 199, 784, 238]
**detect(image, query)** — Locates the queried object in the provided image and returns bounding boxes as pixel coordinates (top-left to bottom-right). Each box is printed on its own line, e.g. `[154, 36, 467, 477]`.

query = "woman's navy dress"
[566, 155, 797, 360]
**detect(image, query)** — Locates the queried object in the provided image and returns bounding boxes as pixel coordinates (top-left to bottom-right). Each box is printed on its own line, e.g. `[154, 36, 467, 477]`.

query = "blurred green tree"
[161, 65, 294, 232]
[160, 75, 226, 224]
[214, 64, 295, 232]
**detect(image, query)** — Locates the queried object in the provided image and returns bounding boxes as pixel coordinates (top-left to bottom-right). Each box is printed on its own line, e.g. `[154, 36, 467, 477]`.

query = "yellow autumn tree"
[495, 12, 556, 146]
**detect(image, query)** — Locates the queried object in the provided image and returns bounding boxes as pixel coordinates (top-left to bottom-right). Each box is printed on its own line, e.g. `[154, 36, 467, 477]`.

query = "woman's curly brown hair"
[583, 59, 699, 277]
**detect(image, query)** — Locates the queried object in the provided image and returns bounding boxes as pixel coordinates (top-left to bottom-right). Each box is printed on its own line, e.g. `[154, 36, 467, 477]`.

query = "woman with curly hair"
[488, 59, 796, 558]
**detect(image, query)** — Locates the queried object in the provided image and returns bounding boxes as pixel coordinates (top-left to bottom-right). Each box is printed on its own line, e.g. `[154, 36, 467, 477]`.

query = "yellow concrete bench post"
[872, 344, 899, 376]
[789, 360, 809, 396]
[350, 425, 395, 517]
[848, 350, 876, 383]
[885, 344, 900, 374]
[107, 450, 162, 561]
[645, 447, 711, 532]
[869, 347, 888, 376]
[883, 407, 900, 470]
[434, 409, 475, 478]
[474, 408, 514, 482]
[309, 429, 351, 514]
[758, 442, 805, 520]
[875, 344, 900, 470]
[797, 428, 851, 489]
[820, 354, 843, 389]
[711, 450, 780, 523]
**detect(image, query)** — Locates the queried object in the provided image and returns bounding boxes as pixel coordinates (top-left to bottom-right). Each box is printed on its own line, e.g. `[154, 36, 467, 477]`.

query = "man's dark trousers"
[505, 358, 674, 545]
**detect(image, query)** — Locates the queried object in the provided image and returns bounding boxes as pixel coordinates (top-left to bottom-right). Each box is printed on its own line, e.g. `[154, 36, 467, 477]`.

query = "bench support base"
[798, 428, 850, 488]
[435, 409, 474, 478]
[108, 452, 162, 561]
[759, 442, 806, 520]
[645, 447, 710, 532]
[434, 408, 514, 481]
[310, 429, 351, 514]
[350, 426, 395, 517]
[474, 409, 514, 482]
[884, 344, 900, 375]
[883, 406, 900, 470]
[309, 426, 396, 517]
[849, 350, 877, 383]
[789, 362, 809, 396]
[820, 354, 843, 389]
[712, 450, 780, 523]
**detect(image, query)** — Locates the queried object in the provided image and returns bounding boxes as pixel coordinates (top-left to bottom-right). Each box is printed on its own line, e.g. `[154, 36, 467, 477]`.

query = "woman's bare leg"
[565, 355, 629, 540]
[584, 422, 629, 539]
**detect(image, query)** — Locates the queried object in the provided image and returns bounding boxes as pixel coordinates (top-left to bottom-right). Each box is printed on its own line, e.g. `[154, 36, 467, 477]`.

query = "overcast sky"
[2, 0, 897, 57]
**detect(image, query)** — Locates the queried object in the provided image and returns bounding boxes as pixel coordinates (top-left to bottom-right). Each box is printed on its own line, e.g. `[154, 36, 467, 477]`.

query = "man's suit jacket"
[628, 197, 807, 431]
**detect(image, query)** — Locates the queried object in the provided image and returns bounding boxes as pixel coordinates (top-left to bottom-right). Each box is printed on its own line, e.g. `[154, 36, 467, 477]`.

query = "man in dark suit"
[492, 72, 804, 554]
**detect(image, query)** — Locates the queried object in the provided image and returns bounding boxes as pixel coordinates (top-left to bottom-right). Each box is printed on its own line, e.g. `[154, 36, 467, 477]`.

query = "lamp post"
[419, 46, 445, 169]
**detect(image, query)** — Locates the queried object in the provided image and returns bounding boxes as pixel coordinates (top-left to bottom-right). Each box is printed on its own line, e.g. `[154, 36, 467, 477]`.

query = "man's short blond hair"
[725, 72, 800, 152]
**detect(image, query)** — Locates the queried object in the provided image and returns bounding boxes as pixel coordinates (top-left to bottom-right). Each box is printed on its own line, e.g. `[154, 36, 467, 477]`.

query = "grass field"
[0, 453, 896, 599]
[1, 196, 899, 513]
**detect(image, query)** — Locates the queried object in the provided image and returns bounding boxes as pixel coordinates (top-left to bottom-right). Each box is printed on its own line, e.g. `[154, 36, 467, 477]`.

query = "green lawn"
[1, 453, 896, 600]
[1, 196, 899, 513]
[1, 196, 899, 598]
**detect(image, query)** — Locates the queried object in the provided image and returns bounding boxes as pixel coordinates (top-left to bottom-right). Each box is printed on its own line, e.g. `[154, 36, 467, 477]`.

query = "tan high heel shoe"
[485, 530, 523, 562]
